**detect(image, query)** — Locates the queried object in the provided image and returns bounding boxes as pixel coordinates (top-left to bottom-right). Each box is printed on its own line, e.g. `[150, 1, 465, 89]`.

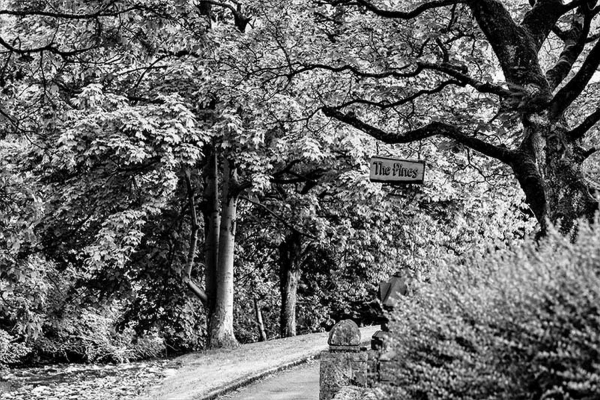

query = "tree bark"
[279, 231, 303, 338]
[523, 116, 597, 235]
[254, 298, 268, 342]
[202, 149, 219, 316]
[208, 159, 239, 348]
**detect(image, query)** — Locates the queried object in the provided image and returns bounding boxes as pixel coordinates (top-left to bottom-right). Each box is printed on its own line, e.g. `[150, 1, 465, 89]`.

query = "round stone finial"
[328, 320, 361, 347]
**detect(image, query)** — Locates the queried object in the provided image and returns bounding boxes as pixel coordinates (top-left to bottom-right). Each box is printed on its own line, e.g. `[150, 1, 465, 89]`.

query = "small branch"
[241, 197, 317, 240]
[184, 169, 200, 278]
[0, 35, 97, 57]
[337, 79, 462, 110]
[292, 63, 414, 80]
[186, 279, 208, 305]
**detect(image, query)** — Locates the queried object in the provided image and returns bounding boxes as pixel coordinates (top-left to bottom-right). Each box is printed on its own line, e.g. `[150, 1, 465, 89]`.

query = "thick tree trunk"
[543, 125, 597, 233]
[511, 116, 597, 235]
[279, 231, 303, 338]
[208, 159, 239, 348]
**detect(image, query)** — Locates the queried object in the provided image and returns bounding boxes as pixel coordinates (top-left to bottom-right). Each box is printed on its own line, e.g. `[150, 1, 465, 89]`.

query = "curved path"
[218, 360, 319, 400]
[141, 326, 378, 400]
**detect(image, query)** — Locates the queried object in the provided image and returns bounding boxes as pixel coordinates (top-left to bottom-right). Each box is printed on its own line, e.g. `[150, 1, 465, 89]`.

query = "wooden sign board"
[369, 156, 425, 184]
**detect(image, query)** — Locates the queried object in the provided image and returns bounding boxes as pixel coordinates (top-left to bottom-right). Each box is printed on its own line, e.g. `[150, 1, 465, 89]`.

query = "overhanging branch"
[293, 62, 511, 98]
[0, 35, 97, 56]
[337, 79, 462, 110]
[355, 0, 465, 19]
[321, 106, 515, 163]
[0, 5, 139, 19]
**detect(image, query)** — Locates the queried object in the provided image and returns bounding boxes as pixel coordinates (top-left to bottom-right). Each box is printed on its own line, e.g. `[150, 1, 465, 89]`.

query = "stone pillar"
[319, 320, 368, 400]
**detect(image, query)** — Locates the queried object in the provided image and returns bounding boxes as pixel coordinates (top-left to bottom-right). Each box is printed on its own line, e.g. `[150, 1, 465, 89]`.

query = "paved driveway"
[219, 360, 319, 400]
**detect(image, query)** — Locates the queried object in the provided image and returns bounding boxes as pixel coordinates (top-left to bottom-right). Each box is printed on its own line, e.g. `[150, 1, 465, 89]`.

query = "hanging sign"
[369, 156, 425, 184]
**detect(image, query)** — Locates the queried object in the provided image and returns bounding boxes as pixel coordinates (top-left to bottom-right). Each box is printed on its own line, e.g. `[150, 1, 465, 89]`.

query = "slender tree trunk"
[183, 168, 208, 305]
[280, 266, 301, 337]
[279, 231, 303, 338]
[208, 159, 239, 348]
[254, 298, 267, 342]
[202, 150, 219, 315]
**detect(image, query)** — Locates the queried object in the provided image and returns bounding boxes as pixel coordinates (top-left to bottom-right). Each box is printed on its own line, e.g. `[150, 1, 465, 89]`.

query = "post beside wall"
[319, 275, 408, 399]
[319, 320, 368, 400]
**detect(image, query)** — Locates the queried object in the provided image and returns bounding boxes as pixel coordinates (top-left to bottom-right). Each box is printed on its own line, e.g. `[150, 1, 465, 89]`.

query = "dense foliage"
[382, 219, 600, 399]
[3, 0, 598, 384]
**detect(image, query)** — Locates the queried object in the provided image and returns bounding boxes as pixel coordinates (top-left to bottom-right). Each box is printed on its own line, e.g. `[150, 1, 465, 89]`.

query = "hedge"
[381, 221, 600, 400]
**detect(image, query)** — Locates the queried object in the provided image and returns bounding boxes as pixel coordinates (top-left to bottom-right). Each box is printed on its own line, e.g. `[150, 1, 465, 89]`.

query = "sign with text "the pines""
[369, 156, 425, 184]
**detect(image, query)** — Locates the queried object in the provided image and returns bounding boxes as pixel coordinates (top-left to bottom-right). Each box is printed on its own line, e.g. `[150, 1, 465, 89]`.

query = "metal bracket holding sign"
[369, 156, 425, 184]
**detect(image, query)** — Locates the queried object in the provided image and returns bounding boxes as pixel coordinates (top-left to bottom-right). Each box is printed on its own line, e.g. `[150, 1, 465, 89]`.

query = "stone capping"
[328, 320, 361, 352]
[332, 386, 385, 400]
[328, 345, 362, 353]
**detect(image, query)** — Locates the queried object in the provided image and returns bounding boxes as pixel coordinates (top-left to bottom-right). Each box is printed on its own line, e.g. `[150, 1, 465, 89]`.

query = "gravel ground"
[0, 359, 182, 400]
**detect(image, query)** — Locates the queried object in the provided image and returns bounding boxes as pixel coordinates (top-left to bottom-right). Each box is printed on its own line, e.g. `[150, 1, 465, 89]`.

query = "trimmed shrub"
[380, 222, 600, 399]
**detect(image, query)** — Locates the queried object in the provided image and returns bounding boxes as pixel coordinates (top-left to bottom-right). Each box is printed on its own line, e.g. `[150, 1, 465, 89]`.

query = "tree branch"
[568, 106, 600, 141]
[466, 0, 550, 92]
[184, 169, 200, 278]
[521, 0, 574, 50]
[0, 5, 140, 19]
[419, 62, 513, 97]
[186, 279, 208, 305]
[292, 63, 414, 80]
[241, 197, 317, 240]
[545, 5, 592, 90]
[182, 168, 208, 306]
[293, 62, 511, 98]
[337, 79, 462, 110]
[200, 0, 251, 32]
[0, 35, 97, 57]
[321, 106, 515, 163]
[354, 0, 465, 19]
[549, 37, 600, 119]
